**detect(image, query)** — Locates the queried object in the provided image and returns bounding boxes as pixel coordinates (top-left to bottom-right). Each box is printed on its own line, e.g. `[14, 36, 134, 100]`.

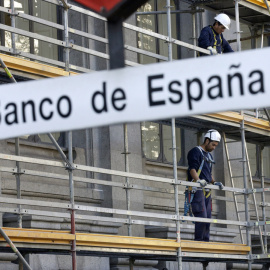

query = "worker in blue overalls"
[198, 13, 234, 56]
[187, 130, 224, 242]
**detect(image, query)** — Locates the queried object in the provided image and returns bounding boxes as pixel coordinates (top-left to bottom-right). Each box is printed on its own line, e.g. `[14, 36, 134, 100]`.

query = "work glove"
[207, 46, 218, 55]
[214, 182, 224, 190]
[196, 179, 207, 187]
[191, 186, 197, 193]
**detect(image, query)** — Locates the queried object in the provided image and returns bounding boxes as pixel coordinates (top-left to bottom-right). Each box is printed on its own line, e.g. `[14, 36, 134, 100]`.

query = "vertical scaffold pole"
[192, 9, 197, 58]
[16, 138, 24, 270]
[123, 124, 132, 236]
[166, 1, 182, 269]
[172, 118, 182, 270]
[261, 23, 264, 49]
[15, 138, 22, 229]
[235, 0, 241, 52]
[10, 0, 16, 51]
[68, 131, 77, 270]
[259, 146, 267, 253]
[62, 0, 70, 72]
[166, 0, 172, 61]
[240, 119, 252, 270]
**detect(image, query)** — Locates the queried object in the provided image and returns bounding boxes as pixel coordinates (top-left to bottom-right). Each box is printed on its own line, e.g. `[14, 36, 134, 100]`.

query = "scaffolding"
[0, 0, 270, 269]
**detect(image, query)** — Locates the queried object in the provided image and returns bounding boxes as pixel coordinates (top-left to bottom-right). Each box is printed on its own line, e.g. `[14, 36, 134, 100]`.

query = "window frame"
[141, 121, 185, 166]
[136, 0, 180, 64]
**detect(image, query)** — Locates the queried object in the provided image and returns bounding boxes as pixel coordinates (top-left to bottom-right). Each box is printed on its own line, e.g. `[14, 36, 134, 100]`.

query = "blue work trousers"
[191, 189, 212, 242]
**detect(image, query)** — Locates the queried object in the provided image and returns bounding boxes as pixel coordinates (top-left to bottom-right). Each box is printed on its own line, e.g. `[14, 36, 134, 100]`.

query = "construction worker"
[187, 129, 224, 242]
[198, 13, 234, 56]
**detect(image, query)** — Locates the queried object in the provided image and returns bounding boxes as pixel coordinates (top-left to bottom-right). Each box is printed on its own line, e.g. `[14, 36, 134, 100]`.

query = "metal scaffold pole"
[15, 135, 23, 270]
[235, 0, 242, 52]
[192, 8, 197, 58]
[261, 23, 264, 48]
[166, 1, 182, 269]
[259, 146, 267, 253]
[10, 0, 16, 51]
[68, 131, 77, 270]
[240, 119, 252, 270]
[123, 124, 133, 270]
[172, 118, 182, 270]
[0, 58, 16, 82]
[15, 138, 22, 229]
[123, 124, 132, 236]
[61, 0, 70, 72]
[166, 0, 173, 61]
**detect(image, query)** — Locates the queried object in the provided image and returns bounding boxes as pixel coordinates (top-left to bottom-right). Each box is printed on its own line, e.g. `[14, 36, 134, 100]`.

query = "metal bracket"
[65, 164, 76, 171]
[64, 43, 73, 49]
[7, 9, 19, 17]
[247, 188, 270, 194]
[247, 188, 257, 194]
[12, 168, 25, 176]
[9, 49, 21, 56]
[123, 183, 133, 190]
[58, 0, 71, 10]
[248, 220, 270, 227]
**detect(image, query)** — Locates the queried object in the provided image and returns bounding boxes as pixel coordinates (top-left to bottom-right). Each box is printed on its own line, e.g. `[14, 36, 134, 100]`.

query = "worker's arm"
[190, 168, 200, 181]
[190, 168, 207, 187]
[222, 38, 234, 53]
[198, 27, 212, 49]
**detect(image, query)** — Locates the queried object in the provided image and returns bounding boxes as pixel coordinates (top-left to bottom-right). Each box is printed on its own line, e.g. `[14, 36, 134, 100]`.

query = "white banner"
[1, 47, 270, 140]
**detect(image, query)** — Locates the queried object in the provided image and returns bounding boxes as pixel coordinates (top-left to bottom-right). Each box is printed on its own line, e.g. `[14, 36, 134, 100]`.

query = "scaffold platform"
[0, 228, 251, 263]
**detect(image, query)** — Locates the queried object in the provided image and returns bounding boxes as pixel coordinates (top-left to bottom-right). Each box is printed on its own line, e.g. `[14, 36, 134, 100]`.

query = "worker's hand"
[196, 179, 207, 187]
[207, 46, 218, 55]
[214, 182, 224, 190]
[191, 186, 197, 193]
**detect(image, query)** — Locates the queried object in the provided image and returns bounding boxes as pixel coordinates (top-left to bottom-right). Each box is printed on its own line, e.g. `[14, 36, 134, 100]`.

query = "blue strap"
[184, 151, 205, 218]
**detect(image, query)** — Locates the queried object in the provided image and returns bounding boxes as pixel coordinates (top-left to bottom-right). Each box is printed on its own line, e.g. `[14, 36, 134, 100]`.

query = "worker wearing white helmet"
[187, 129, 224, 242]
[198, 13, 234, 56]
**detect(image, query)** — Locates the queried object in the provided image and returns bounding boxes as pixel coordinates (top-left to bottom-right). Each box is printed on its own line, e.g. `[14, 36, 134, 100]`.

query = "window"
[1, 0, 58, 60]
[141, 121, 182, 164]
[136, 0, 178, 64]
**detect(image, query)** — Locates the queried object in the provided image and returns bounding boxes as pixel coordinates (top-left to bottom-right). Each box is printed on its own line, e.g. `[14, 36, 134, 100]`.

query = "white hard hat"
[204, 129, 221, 142]
[214, 13, 231, 30]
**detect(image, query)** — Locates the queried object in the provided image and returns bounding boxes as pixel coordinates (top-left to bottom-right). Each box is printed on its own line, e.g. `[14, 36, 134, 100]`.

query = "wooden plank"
[1, 229, 74, 241]
[0, 53, 77, 78]
[205, 112, 270, 132]
[0, 228, 250, 255]
[246, 0, 269, 8]
[181, 240, 250, 254]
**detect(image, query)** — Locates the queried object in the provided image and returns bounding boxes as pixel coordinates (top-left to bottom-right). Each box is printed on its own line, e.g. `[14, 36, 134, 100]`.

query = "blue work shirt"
[187, 146, 213, 183]
[198, 25, 234, 55]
